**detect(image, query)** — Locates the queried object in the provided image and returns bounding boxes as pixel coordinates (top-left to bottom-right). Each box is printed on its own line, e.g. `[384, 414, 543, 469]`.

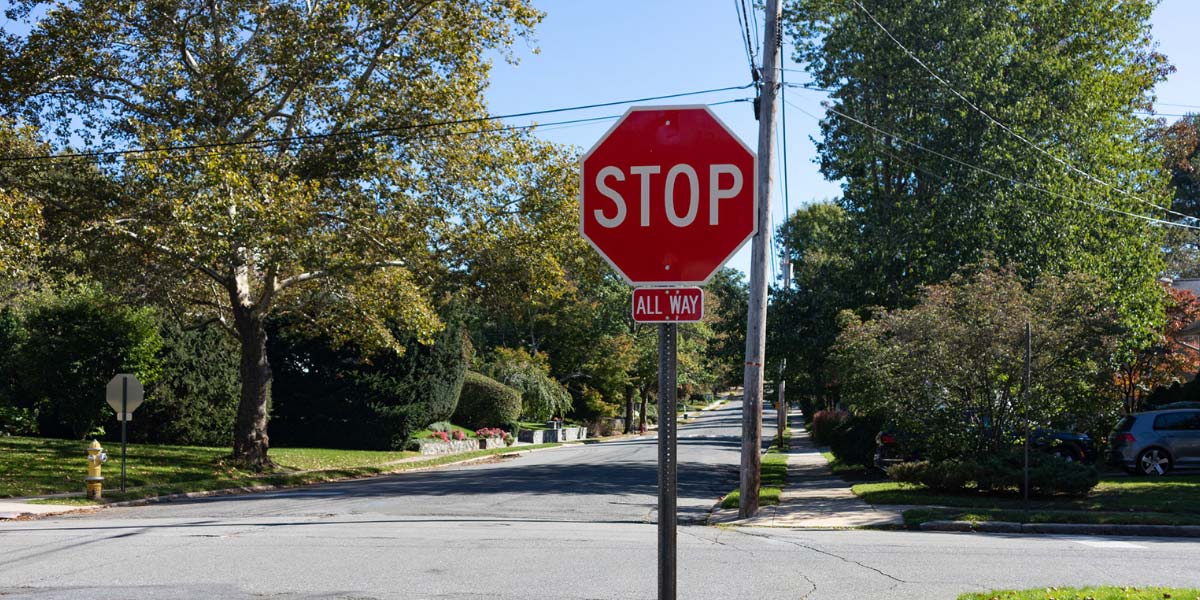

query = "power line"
[734, 0, 759, 82]
[748, 0, 762, 63]
[847, 0, 1192, 222]
[782, 82, 835, 93]
[0, 84, 754, 163]
[1, 97, 754, 168]
[786, 98, 1200, 231]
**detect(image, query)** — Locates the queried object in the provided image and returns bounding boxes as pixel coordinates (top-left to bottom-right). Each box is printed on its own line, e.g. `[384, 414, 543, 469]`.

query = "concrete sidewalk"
[0, 500, 91, 520]
[710, 427, 908, 528]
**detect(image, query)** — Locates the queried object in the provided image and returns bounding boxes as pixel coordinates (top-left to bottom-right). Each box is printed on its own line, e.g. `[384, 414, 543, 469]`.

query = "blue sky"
[483, 1, 1200, 280]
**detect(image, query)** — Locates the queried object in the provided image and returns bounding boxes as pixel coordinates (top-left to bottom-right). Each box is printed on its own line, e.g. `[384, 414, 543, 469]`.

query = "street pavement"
[3, 399, 1200, 599]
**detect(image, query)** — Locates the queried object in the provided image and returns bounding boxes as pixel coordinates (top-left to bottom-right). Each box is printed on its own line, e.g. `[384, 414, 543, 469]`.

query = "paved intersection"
[3, 401, 1200, 599]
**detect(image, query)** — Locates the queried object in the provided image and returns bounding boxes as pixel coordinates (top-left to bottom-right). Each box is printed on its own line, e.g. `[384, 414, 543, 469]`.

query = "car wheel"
[1137, 448, 1172, 476]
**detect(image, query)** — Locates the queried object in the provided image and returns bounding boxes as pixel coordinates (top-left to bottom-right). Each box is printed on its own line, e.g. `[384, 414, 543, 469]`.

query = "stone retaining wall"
[416, 439, 479, 455]
[417, 437, 513, 455]
[519, 426, 586, 444]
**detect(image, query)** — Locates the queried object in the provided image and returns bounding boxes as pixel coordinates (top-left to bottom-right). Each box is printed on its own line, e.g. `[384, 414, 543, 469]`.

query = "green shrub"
[886, 461, 930, 485]
[888, 460, 971, 492]
[888, 451, 1099, 497]
[270, 321, 472, 449]
[13, 284, 161, 439]
[453, 371, 522, 429]
[575, 385, 617, 421]
[827, 415, 883, 466]
[809, 409, 848, 446]
[129, 320, 240, 447]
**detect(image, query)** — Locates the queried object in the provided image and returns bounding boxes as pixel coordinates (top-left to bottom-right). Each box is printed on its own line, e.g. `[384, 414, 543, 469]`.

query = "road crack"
[734, 528, 910, 584]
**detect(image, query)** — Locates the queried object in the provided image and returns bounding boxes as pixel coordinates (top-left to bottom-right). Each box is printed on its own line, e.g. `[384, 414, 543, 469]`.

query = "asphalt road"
[4, 400, 1200, 599]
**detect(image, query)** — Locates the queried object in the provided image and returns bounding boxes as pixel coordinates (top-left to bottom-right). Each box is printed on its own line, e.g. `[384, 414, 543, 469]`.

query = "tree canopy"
[783, 0, 1173, 337]
[2, 0, 542, 467]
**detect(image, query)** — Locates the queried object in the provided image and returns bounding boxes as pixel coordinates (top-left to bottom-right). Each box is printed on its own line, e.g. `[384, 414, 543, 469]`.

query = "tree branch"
[106, 223, 230, 287]
[275, 260, 407, 292]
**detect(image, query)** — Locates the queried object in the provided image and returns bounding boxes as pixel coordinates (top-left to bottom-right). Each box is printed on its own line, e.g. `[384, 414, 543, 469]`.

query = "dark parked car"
[874, 428, 1097, 471]
[1108, 408, 1200, 475]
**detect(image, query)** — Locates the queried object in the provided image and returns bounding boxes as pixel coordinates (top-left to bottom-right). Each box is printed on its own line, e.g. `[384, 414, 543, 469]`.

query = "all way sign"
[632, 287, 703, 323]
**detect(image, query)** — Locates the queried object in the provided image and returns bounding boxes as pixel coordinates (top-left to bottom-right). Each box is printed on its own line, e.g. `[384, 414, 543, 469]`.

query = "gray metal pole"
[1023, 322, 1031, 510]
[121, 376, 127, 494]
[777, 379, 787, 449]
[657, 323, 678, 600]
[740, 0, 783, 519]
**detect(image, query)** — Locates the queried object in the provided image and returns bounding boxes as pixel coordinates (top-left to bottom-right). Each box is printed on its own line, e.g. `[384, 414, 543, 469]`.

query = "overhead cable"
[847, 0, 1192, 222]
[0, 84, 754, 163]
[787, 98, 1200, 231]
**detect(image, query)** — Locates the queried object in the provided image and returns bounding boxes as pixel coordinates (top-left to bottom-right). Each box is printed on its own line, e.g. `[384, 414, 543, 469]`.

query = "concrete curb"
[919, 520, 1200, 538]
[1, 444, 569, 521]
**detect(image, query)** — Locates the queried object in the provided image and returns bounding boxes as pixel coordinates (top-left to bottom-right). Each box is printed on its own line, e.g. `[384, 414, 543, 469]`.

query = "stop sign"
[580, 105, 757, 285]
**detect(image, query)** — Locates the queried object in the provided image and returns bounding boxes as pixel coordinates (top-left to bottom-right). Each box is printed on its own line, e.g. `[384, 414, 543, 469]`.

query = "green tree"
[4, 0, 541, 468]
[479, 347, 571, 422]
[784, 0, 1171, 337]
[1157, 114, 1200, 277]
[704, 267, 749, 389]
[769, 201, 859, 408]
[832, 263, 1122, 461]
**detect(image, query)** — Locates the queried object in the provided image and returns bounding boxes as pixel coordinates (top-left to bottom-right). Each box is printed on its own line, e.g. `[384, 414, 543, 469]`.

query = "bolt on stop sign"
[580, 105, 757, 286]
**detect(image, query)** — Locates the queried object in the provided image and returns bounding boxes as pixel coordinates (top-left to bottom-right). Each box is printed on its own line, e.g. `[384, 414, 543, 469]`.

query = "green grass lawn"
[853, 474, 1200, 526]
[819, 451, 884, 481]
[904, 507, 1200, 528]
[853, 474, 1200, 514]
[958, 587, 1200, 599]
[720, 447, 789, 509]
[2, 435, 556, 503]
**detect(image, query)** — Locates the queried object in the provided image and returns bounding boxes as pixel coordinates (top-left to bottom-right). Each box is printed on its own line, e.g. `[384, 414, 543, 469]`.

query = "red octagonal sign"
[580, 105, 757, 286]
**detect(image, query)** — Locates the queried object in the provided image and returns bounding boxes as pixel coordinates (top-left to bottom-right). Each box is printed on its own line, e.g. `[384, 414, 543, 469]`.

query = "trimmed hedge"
[888, 451, 1099, 497]
[453, 372, 522, 429]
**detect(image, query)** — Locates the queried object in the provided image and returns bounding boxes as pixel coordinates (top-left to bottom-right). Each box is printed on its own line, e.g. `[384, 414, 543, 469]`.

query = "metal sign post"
[121, 377, 127, 493]
[578, 104, 756, 600]
[105, 374, 144, 494]
[657, 322, 678, 600]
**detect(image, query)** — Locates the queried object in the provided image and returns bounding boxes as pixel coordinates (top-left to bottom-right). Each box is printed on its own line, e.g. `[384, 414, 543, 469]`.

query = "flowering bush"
[452, 430, 466, 441]
[475, 427, 507, 439]
[430, 431, 449, 442]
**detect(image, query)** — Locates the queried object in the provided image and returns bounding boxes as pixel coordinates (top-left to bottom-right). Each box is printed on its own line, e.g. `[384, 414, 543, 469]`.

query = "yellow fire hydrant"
[85, 440, 107, 500]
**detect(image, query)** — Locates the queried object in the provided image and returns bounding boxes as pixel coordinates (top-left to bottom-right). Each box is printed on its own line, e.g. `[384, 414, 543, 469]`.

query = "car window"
[1187, 411, 1200, 431]
[1113, 416, 1136, 432]
[1153, 412, 1191, 431]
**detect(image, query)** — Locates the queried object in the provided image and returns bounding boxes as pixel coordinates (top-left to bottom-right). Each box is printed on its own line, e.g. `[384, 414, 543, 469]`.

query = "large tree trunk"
[232, 308, 273, 471]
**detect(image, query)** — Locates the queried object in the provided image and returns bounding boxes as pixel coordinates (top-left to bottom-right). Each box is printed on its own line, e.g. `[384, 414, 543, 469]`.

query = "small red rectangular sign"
[632, 287, 704, 323]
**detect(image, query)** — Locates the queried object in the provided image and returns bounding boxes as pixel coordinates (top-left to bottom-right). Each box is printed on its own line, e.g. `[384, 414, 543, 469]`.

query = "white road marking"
[1073, 540, 1146, 549]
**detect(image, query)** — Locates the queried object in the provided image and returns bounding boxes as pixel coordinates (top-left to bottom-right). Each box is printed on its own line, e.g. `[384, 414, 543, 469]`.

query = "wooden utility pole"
[739, 0, 783, 519]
